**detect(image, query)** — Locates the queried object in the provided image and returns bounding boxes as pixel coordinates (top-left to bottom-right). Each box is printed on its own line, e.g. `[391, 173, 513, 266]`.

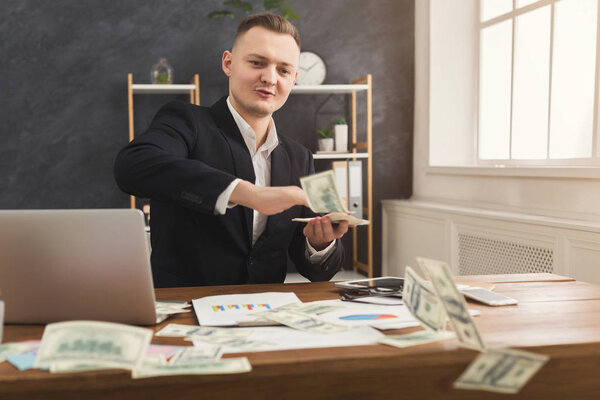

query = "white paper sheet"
[192, 292, 301, 326]
[313, 300, 481, 330]
[316, 300, 418, 327]
[343, 296, 403, 306]
[193, 325, 384, 354]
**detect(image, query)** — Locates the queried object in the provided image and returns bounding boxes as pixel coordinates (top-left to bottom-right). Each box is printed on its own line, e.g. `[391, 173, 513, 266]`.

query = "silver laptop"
[0, 209, 157, 325]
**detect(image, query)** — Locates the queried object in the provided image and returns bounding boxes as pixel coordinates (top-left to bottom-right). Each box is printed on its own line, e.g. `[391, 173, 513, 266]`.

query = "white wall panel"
[383, 199, 600, 284]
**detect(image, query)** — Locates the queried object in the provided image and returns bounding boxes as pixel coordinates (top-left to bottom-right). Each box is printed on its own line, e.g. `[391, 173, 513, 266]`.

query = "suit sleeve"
[113, 101, 236, 214]
[288, 151, 345, 281]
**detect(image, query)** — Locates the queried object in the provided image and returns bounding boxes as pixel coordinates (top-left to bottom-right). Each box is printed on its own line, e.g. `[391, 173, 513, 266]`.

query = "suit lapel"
[210, 97, 255, 245]
[263, 143, 292, 236]
[270, 143, 291, 187]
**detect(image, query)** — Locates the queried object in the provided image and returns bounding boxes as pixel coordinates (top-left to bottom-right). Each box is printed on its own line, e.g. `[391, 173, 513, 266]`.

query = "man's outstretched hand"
[230, 181, 351, 250]
[230, 180, 308, 215]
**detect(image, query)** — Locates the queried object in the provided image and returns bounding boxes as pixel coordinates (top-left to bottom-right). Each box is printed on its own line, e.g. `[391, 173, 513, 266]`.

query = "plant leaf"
[264, 0, 285, 11]
[224, 0, 252, 13]
[208, 10, 236, 19]
[278, 3, 299, 20]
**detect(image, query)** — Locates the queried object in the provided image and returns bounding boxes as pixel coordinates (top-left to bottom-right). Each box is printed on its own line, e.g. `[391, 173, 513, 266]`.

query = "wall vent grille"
[458, 233, 554, 275]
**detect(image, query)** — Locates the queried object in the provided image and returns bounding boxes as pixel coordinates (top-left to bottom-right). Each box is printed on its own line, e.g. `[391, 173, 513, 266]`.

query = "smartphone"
[461, 287, 518, 306]
[334, 276, 404, 291]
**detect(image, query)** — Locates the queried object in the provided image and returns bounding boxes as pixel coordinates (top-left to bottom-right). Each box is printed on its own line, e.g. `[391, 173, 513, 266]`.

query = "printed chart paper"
[192, 292, 301, 326]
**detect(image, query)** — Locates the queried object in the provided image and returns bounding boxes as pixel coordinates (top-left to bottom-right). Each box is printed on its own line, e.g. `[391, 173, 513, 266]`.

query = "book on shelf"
[332, 161, 349, 209]
[348, 161, 363, 218]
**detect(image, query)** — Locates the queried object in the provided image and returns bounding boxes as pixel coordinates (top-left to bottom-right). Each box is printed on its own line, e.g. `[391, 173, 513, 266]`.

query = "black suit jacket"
[114, 97, 344, 287]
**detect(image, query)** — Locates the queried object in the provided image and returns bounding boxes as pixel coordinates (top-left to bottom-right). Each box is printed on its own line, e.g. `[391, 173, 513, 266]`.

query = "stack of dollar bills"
[293, 170, 369, 225]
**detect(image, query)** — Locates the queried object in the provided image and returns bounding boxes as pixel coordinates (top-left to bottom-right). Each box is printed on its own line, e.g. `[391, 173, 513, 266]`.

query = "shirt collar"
[226, 97, 279, 157]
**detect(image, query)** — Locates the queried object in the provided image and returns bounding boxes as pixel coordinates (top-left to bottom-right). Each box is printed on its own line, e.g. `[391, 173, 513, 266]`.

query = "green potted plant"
[334, 117, 348, 152]
[317, 128, 334, 151]
[208, 0, 299, 20]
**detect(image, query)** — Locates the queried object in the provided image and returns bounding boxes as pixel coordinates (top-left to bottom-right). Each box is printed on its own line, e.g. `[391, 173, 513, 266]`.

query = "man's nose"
[261, 66, 277, 85]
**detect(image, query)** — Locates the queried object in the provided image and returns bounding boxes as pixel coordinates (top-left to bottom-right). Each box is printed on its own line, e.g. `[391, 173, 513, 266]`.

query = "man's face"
[222, 26, 299, 120]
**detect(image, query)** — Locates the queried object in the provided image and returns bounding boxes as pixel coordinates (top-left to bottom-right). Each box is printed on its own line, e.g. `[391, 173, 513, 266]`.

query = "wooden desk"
[2, 274, 600, 399]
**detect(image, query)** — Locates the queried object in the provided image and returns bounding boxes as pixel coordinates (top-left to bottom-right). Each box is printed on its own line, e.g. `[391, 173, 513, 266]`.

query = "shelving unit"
[127, 73, 200, 209]
[292, 74, 373, 277]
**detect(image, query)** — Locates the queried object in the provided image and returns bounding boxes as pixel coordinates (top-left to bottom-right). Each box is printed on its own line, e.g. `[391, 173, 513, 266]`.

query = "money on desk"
[131, 357, 252, 379]
[417, 257, 486, 351]
[276, 302, 344, 315]
[379, 330, 455, 349]
[35, 320, 153, 372]
[453, 348, 549, 394]
[169, 345, 223, 364]
[155, 323, 252, 338]
[255, 308, 348, 334]
[0, 342, 38, 363]
[296, 170, 370, 225]
[155, 301, 191, 315]
[403, 266, 446, 331]
[190, 336, 275, 351]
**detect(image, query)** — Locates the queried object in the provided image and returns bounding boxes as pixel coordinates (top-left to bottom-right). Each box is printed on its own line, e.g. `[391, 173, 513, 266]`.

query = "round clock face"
[295, 51, 326, 85]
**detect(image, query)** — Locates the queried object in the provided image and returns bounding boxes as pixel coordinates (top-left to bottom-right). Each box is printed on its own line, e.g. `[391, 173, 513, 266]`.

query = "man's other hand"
[303, 216, 350, 251]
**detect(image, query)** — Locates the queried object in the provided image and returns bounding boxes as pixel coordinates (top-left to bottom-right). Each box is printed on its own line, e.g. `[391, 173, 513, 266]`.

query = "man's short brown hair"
[233, 13, 300, 49]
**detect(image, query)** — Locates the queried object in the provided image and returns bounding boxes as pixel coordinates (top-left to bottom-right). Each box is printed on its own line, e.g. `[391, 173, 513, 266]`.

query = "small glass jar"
[151, 58, 173, 84]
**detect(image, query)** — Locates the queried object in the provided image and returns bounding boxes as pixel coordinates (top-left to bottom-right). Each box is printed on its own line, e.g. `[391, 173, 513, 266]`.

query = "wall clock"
[295, 51, 326, 85]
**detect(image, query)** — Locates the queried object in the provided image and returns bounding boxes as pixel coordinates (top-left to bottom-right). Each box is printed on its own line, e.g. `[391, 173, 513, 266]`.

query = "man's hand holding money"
[303, 214, 350, 251]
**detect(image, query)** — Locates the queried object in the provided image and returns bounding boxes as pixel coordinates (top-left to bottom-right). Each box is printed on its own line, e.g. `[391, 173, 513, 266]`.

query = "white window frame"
[476, 0, 600, 167]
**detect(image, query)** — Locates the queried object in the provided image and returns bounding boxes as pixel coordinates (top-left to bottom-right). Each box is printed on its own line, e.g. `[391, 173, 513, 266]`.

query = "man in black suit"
[114, 13, 349, 287]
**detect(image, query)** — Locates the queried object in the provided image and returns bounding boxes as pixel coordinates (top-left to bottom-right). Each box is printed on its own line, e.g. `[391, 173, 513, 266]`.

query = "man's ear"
[222, 50, 233, 77]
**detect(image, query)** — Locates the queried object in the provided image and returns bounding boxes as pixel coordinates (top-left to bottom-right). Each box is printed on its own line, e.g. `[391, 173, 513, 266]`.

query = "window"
[478, 0, 598, 165]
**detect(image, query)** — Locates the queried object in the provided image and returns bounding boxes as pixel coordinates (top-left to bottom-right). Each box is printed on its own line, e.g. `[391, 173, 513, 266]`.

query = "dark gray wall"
[1, 0, 414, 276]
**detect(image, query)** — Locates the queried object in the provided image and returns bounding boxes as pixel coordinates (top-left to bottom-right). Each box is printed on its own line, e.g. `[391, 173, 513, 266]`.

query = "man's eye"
[280, 69, 290, 75]
[250, 60, 262, 66]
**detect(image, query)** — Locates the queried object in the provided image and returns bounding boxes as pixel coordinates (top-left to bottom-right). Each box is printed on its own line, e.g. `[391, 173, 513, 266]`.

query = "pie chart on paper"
[339, 314, 397, 321]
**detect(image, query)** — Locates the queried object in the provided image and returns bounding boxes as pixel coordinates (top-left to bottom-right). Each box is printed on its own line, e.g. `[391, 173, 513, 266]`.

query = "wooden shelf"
[132, 84, 197, 94]
[313, 152, 369, 160]
[127, 74, 200, 210]
[291, 84, 369, 94]
[291, 75, 374, 278]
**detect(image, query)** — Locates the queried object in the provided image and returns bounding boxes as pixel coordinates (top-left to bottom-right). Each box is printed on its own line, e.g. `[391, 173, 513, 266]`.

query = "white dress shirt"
[213, 97, 336, 262]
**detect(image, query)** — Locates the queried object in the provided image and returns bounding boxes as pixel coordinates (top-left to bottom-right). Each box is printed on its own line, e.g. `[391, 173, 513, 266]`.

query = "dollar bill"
[379, 330, 455, 348]
[292, 213, 369, 226]
[35, 321, 153, 370]
[155, 300, 189, 309]
[454, 348, 549, 394]
[277, 302, 344, 315]
[403, 266, 446, 331]
[49, 362, 117, 373]
[190, 336, 274, 351]
[142, 354, 168, 366]
[156, 324, 252, 338]
[169, 345, 222, 364]
[416, 257, 486, 351]
[255, 308, 348, 334]
[0, 342, 38, 363]
[155, 301, 191, 316]
[131, 357, 252, 379]
[300, 170, 349, 213]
